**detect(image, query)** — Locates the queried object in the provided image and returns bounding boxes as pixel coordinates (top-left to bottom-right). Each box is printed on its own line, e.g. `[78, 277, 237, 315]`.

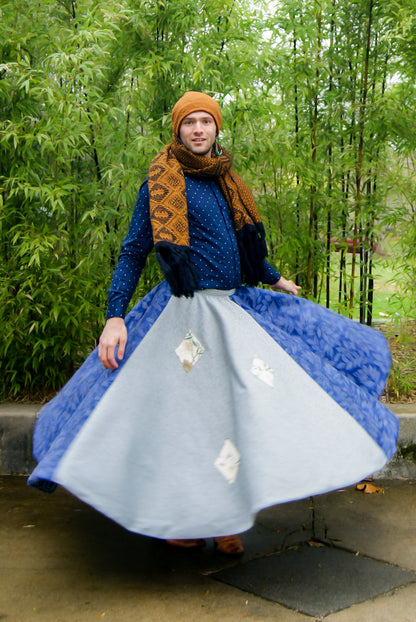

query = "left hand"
[271, 276, 301, 296]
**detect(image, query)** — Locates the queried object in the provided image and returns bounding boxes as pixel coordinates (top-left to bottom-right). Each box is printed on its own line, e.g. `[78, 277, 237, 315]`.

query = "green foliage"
[1, 0, 416, 397]
[387, 353, 416, 402]
[0, 0, 263, 398]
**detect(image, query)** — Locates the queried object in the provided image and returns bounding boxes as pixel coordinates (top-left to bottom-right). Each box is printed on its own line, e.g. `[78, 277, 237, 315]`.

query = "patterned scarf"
[148, 136, 267, 297]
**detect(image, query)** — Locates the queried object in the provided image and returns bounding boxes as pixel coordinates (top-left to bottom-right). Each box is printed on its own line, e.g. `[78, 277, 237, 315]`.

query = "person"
[29, 92, 398, 556]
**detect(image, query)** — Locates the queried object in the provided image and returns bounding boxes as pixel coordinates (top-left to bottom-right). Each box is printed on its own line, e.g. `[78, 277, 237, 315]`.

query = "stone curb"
[1, 403, 416, 477]
[375, 405, 416, 479]
[0, 404, 40, 475]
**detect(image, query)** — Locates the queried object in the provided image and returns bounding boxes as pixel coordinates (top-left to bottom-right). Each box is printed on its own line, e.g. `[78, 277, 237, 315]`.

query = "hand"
[271, 276, 301, 296]
[98, 317, 128, 370]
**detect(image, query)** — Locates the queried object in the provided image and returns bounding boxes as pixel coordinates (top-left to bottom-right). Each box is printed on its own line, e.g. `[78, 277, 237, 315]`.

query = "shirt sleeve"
[260, 259, 281, 285]
[106, 182, 154, 319]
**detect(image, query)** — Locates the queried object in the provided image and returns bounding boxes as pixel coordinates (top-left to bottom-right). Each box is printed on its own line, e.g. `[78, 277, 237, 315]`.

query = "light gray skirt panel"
[54, 290, 387, 539]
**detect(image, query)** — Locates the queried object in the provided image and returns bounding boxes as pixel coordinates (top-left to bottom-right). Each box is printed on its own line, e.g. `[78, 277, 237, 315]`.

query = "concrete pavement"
[1, 402, 416, 620]
[1, 475, 416, 621]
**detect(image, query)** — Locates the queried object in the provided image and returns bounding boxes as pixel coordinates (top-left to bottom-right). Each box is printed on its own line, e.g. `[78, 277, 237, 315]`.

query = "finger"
[99, 343, 118, 370]
[98, 341, 106, 367]
[107, 346, 119, 370]
[117, 339, 126, 361]
[98, 341, 110, 369]
[117, 327, 128, 361]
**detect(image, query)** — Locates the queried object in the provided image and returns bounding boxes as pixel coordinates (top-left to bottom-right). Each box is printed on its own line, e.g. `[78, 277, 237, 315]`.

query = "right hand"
[98, 317, 128, 370]
[270, 276, 301, 296]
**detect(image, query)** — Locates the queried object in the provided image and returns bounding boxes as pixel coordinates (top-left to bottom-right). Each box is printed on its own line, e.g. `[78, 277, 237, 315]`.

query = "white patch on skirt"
[251, 355, 275, 387]
[175, 330, 206, 372]
[214, 439, 241, 484]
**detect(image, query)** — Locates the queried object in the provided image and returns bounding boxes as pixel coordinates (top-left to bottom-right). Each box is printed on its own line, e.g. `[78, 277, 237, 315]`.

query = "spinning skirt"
[28, 282, 398, 539]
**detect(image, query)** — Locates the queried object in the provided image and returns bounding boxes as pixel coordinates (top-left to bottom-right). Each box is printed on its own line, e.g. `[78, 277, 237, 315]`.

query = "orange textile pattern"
[148, 137, 263, 249]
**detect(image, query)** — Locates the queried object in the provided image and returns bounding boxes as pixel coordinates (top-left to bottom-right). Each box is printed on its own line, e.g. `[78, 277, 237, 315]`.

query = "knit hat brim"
[171, 91, 222, 135]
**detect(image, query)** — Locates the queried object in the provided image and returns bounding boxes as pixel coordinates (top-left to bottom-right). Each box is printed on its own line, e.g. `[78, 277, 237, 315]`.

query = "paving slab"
[1, 475, 416, 622]
[213, 545, 416, 617]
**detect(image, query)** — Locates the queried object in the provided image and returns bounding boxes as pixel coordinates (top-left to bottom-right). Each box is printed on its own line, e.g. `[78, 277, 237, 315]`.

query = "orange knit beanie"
[171, 91, 222, 136]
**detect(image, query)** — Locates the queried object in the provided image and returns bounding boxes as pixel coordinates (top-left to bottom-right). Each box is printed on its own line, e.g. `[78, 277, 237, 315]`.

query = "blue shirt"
[107, 176, 281, 318]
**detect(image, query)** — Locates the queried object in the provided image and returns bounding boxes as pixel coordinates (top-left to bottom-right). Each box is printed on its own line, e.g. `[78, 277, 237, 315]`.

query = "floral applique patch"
[251, 355, 274, 387]
[175, 330, 206, 372]
[214, 439, 241, 484]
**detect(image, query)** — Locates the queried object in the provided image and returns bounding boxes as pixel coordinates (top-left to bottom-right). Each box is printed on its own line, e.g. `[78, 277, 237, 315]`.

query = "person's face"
[179, 111, 217, 158]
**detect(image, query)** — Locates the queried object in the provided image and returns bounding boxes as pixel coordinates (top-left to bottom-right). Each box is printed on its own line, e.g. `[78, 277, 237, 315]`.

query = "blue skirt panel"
[28, 283, 398, 538]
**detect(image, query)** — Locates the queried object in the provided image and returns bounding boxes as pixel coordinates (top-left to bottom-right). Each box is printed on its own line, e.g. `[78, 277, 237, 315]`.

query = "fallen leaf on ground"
[356, 482, 383, 494]
[308, 540, 325, 547]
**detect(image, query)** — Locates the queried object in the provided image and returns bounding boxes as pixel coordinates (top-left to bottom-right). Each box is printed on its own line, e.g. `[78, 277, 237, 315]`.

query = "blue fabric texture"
[231, 287, 398, 458]
[107, 177, 280, 318]
[45, 289, 394, 539]
[29, 283, 171, 491]
[29, 281, 398, 496]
